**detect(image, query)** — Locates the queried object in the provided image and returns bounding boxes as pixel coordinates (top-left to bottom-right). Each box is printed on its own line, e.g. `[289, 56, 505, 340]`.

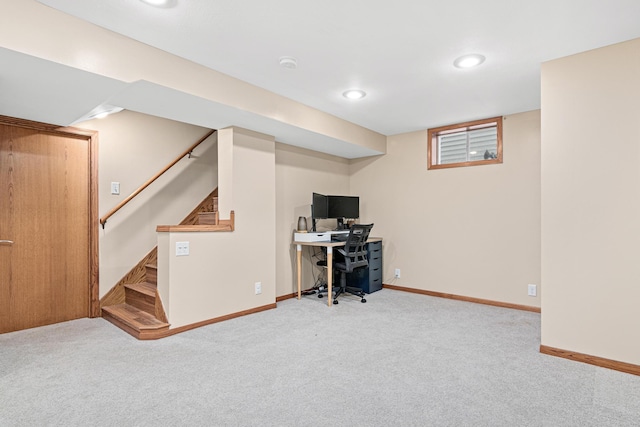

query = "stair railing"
[100, 129, 216, 228]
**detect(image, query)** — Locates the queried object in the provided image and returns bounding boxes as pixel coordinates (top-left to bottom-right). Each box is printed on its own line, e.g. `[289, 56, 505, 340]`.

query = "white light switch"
[176, 241, 190, 256]
[111, 182, 120, 195]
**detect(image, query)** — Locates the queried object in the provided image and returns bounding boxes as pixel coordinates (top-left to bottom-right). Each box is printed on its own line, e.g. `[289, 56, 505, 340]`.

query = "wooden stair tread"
[124, 282, 156, 297]
[102, 304, 169, 331]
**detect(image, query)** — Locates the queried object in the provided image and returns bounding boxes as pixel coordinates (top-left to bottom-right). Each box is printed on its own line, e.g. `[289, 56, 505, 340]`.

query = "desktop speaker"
[297, 216, 308, 232]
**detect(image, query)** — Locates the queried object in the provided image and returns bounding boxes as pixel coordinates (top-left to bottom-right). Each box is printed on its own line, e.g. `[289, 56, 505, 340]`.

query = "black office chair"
[332, 223, 373, 304]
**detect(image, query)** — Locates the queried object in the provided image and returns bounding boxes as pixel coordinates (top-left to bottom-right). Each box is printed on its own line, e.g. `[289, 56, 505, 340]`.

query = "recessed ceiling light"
[454, 54, 486, 69]
[343, 89, 366, 100]
[139, 0, 175, 8]
[279, 56, 298, 69]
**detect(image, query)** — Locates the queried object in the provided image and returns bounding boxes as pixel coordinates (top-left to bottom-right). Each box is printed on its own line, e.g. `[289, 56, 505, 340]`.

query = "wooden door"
[0, 118, 99, 333]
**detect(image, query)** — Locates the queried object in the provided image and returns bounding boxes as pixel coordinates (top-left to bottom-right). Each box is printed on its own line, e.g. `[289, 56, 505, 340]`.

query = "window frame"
[427, 116, 503, 170]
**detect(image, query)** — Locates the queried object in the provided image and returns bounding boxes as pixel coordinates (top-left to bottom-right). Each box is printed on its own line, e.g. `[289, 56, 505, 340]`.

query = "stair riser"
[198, 212, 219, 225]
[125, 288, 156, 316]
[102, 309, 142, 339]
[145, 266, 157, 285]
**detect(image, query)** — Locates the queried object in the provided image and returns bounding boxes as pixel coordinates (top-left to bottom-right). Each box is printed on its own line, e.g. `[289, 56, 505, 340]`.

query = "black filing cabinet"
[346, 240, 383, 293]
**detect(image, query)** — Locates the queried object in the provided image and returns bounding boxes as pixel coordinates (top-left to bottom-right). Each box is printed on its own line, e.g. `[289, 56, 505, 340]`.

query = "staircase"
[102, 264, 169, 340]
[101, 190, 224, 340]
[198, 196, 219, 225]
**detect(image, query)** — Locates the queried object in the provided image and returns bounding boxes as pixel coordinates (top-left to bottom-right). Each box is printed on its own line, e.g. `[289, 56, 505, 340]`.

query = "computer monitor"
[312, 192, 328, 219]
[311, 193, 328, 231]
[328, 195, 359, 219]
[311, 193, 360, 230]
[328, 195, 359, 229]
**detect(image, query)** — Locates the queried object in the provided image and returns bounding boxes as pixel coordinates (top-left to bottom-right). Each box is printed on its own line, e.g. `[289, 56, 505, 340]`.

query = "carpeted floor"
[1, 289, 639, 426]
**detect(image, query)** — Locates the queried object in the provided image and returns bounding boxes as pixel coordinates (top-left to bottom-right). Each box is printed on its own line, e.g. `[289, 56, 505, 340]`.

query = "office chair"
[331, 223, 373, 304]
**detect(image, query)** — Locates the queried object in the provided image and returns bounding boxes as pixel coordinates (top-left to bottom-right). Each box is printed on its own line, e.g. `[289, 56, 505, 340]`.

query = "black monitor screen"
[328, 195, 359, 219]
[312, 192, 328, 219]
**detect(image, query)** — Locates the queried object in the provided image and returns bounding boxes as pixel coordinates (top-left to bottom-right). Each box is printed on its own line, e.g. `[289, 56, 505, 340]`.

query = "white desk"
[293, 237, 382, 307]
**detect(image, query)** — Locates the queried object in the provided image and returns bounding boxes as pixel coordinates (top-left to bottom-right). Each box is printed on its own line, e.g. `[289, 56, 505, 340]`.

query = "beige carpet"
[1, 289, 639, 426]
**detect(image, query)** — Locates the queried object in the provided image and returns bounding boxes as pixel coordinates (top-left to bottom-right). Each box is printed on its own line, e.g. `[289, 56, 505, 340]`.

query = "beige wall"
[541, 39, 640, 364]
[275, 144, 351, 296]
[76, 110, 217, 297]
[350, 110, 541, 306]
[158, 127, 276, 328]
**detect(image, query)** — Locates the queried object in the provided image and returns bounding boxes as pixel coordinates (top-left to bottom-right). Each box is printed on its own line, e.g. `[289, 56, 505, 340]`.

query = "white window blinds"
[438, 126, 498, 164]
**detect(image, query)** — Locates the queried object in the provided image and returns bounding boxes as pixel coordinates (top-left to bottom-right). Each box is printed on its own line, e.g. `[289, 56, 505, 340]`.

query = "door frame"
[0, 115, 100, 317]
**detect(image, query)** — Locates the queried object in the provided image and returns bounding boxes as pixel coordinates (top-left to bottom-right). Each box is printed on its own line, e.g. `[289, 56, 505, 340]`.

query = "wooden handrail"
[100, 129, 216, 228]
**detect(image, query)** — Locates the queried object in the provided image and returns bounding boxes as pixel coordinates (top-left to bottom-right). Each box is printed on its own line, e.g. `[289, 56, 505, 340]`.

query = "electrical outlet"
[255, 282, 262, 295]
[110, 182, 120, 195]
[176, 241, 189, 256]
[528, 284, 537, 297]
[395, 268, 401, 278]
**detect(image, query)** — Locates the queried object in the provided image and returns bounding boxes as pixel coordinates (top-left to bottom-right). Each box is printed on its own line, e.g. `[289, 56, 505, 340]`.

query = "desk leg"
[326, 247, 333, 307]
[296, 244, 302, 300]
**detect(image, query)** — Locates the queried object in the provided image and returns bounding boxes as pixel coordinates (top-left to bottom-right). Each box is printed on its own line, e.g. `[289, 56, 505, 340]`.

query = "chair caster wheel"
[318, 294, 324, 298]
[333, 300, 338, 305]
[361, 298, 367, 303]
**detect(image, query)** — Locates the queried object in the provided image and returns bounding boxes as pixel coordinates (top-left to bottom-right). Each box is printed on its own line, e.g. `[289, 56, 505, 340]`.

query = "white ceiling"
[4, 1, 640, 157]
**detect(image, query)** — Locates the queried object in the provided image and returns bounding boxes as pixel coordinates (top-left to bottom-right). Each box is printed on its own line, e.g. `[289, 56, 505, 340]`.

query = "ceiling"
[5, 1, 640, 157]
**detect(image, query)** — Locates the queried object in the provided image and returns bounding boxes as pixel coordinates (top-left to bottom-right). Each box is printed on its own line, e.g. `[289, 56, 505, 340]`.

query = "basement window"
[427, 116, 502, 169]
